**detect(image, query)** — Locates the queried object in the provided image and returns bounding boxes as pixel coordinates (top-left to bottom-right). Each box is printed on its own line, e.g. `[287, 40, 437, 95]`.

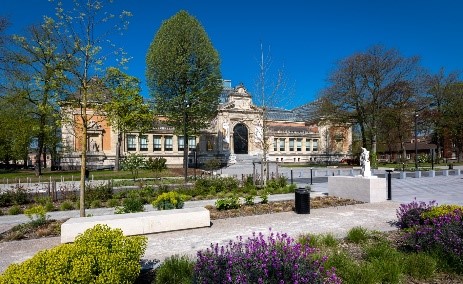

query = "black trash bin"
[449, 163, 454, 170]
[295, 188, 310, 214]
[85, 169, 89, 180]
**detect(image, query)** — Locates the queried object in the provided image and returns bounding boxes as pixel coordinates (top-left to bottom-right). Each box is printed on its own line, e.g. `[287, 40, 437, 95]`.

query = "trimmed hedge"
[0, 224, 147, 284]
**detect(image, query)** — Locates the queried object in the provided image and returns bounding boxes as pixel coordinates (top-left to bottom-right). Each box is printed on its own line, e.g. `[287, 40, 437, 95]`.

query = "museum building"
[60, 81, 352, 169]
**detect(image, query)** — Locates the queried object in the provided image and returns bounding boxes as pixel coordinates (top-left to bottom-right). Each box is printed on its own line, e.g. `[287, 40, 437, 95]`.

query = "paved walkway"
[0, 174, 462, 273]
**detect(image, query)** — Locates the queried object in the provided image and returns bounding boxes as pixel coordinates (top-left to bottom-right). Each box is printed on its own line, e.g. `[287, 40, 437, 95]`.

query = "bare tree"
[317, 45, 424, 163]
[253, 43, 293, 183]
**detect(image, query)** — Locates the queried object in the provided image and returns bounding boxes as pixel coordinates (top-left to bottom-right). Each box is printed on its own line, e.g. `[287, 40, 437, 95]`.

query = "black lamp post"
[414, 111, 418, 171]
[183, 99, 190, 183]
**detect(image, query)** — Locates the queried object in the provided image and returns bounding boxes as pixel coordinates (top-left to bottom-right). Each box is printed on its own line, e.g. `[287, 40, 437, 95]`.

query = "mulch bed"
[207, 196, 363, 220]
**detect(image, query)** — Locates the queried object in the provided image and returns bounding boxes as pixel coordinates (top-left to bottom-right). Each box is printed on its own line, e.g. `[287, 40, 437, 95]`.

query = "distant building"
[60, 81, 352, 169]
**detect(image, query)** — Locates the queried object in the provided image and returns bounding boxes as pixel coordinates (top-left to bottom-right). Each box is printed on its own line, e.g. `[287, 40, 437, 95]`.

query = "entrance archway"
[233, 123, 248, 154]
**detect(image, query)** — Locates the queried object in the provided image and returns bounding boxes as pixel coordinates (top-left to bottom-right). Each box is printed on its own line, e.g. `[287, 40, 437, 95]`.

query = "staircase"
[234, 154, 258, 165]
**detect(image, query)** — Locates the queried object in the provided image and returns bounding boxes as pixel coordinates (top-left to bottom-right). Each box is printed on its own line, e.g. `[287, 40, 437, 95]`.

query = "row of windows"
[273, 138, 318, 152]
[127, 135, 196, 152]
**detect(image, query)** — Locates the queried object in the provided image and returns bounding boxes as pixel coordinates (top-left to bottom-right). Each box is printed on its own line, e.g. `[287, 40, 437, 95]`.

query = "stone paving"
[0, 171, 463, 273]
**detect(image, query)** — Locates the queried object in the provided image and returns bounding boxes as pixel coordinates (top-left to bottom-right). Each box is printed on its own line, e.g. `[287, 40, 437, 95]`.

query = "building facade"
[60, 82, 352, 169]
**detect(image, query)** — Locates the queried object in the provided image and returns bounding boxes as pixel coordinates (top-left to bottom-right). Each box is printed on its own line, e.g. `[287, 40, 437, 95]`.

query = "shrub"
[421, 204, 463, 220]
[155, 255, 194, 284]
[399, 208, 463, 273]
[90, 199, 101, 209]
[194, 177, 239, 195]
[116, 193, 144, 214]
[0, 224, 147, 283]
[215, 196, 240, 210]
[268, 175, 287, 189]
[8, 205, 23, 215]
[152, 192, 185, 210]
[259, 191, 269, 204]
[107, 198, 120, 207]
[145, 157, 167, 174]
[346, 226, 369, 244]
[60, 200, 74, 211]
[395, 199, 436, 229]
[11, 186, 29, 205]
[0, 191, 12, 207]
[44, 201, 55, 212]
[195, 230, 340, 283]
[203, 158, 221, 171]
[243, 194, 255, 206]
[121, 153, 146, 181]
[86, 183, 113, 203]
[24, 205, 47, 226]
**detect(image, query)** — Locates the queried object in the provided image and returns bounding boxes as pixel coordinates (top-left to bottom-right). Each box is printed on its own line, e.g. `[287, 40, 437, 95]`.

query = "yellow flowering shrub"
[421, 204, 463, 220]
[152, 191, 185, 210]
[0, 224, 147, 284]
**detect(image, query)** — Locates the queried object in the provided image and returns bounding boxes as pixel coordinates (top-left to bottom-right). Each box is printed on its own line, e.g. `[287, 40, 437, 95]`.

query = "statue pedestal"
[328, 176, 387, 203]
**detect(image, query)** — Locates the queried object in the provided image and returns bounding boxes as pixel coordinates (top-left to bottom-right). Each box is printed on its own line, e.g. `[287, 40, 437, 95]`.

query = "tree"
[440, 82, 463, 161]
[53, 0, 132, 217]
[103, 67, 154, 171]
[146, 10, 222, 182]
[121, 153, 145, 181]
[317, 45, 424, 162]
[425, 68, 460, 161]
[0, 94, 35, 166]
[253, 43, 292, 183]
[4, 18, 68, 175]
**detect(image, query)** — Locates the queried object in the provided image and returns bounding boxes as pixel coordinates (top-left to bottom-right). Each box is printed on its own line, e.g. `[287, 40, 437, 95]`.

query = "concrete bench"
[61, 207, 210, 243]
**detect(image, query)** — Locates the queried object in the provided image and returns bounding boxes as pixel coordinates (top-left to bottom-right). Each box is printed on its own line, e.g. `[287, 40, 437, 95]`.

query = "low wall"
[61, 207, 210, 243]
[328, 176, 387, 203]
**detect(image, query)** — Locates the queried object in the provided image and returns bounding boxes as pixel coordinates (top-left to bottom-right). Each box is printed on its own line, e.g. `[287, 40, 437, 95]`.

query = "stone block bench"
[61, 207, 210, 243]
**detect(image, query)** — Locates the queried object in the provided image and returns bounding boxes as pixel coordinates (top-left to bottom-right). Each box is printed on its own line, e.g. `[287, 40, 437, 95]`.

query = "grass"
[301, 227, 462, 284]
[0, 168, 186, 183]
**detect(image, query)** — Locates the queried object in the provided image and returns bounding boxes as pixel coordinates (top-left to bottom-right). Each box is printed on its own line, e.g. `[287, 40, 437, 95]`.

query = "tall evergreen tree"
[146, 10, 222, 182]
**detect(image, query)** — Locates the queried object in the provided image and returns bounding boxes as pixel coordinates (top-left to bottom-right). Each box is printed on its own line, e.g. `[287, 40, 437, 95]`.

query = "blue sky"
[2, 0, 462, 109]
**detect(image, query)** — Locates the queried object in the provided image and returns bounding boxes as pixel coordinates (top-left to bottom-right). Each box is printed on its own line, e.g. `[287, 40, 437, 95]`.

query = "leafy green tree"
[103, 67, 154, 171]
[440, 82, 463, 161]
[121, 153, 145, 181]
[0, 95, 35, 166]
[2, 18, 67, 174]
[146, 10, 222, 182]
[425, 68, 460, 162]
[52, 0, 132, 216]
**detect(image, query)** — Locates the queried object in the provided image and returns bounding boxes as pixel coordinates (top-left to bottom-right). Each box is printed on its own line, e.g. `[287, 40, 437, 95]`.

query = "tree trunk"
[115, 133, 121, 171]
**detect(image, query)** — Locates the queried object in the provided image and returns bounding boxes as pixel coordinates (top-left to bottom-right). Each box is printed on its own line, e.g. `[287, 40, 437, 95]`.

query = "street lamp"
[183, 99, 190, 183]
[414, 111, 418, 171]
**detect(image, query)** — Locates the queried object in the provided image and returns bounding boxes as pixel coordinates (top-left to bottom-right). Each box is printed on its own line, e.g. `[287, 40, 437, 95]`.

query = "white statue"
[360, 147, 371, 177]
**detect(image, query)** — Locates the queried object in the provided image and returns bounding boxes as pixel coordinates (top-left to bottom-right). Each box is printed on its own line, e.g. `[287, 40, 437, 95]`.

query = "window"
[188, 136, 196, 150]
[296, 139, 302, 152]
[273, 139, 278, 151]
[139, 135, 148, 151]
[178, 136, 184, 151]
[313, 139, 318, 151]
[207, 138, 213, 151]
[306, 139, 311, 152]
[164, 136, 173, 151]
[127, 135, 136, 151]
[289, 138, 295, 151]
[279, 139, 285, 151]
[153, 136, 161, 151]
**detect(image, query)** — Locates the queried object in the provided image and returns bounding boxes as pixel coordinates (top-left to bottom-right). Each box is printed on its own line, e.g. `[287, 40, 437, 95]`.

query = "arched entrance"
[233, 123, 248, 154]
